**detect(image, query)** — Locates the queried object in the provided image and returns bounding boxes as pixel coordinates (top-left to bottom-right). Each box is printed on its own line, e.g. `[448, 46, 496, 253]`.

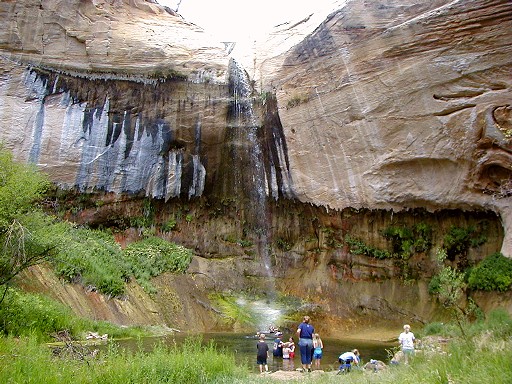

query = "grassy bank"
[1, 309, 511, 383]
[0, 336, 249, 384]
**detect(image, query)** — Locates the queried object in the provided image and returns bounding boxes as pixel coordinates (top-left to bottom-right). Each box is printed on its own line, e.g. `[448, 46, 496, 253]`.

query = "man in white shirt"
[398, 324, 415, 364]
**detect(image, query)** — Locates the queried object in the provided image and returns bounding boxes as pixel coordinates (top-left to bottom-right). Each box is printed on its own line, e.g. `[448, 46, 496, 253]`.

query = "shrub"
[443, 224, 488, 259]
[0, 288, 83, 340]
[0, 147, 50, 230]
[123, 236, 192, 293]
[345, 235, 391, 259]
[468, 252, 512, 292]
[50, 224, 129, 297]
[381, 222, 433, 259]
[161, 217, 177, 232]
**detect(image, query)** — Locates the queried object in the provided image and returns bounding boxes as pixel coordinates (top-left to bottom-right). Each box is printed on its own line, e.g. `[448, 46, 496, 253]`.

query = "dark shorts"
[257, 357, 268, 365]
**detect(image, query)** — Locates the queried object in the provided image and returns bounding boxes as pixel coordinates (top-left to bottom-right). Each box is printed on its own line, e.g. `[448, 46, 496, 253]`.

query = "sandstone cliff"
[254, 0, 512, 255]
[1, 0, 511, 332]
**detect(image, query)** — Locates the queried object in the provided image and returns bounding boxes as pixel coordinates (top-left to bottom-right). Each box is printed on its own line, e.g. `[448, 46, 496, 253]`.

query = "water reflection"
[108, 332, 394, 373]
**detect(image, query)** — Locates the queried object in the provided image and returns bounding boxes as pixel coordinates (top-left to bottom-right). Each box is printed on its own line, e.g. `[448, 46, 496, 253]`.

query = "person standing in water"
[296, 315, 315, 372]
[288, 337, 295, 359]
[256, 333, 269, 374]
[398, 324, 415, 364]
[312, 333, 324, 369]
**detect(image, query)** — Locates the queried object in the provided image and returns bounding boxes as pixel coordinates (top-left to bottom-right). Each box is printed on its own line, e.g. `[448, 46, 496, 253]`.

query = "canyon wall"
[254, 0, 512, 255]
[1, 0, 512, 331]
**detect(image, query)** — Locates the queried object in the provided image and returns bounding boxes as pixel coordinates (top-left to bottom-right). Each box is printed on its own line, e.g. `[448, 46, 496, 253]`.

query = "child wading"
[256, 334, 269, 374]
[312, 333, 324, 369]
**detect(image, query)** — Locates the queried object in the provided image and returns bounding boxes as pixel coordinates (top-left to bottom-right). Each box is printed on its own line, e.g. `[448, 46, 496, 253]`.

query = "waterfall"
[227, 59, 274, 279]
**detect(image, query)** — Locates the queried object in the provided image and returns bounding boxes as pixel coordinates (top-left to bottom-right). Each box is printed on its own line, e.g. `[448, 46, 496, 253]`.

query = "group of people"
[257, 316, 416, 374]
[257, 316, 325, 373]
[271, 335, 295, 359]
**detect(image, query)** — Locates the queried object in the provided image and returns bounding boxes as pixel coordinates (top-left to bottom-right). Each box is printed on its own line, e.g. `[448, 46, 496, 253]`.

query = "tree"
[428, 248, 475, 338]
[0, 147, 52, 303]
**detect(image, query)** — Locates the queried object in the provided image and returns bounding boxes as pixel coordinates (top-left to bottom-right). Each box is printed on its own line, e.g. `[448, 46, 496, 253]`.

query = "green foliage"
[468, 252, 512, 292]
[321, 226, 343, 248]
[45, 223, 193, 297]
[50, 223, 128, 297]
[238, 239, 253, 247]
[0, 213, 59, 289]
[0, 148, 53, 291]
[428, 249, 476, 337]
[428, 249, 466, 304]
[123, 236, 192, 294]
[427, 265, 466, 303]
[275, 237, 293, 251]
[344, 235, 391, 259]
[0, 288, 147, 341]
[0, 335, 247, 384]
[443, 223, 488, 258]
[209, 294, 255, 329]
[0, 288, 82, 340]
[128, 199, 155, 229]
[381, 222, 432, 259]
[161, 217, 177, 232]
[0, 148, 50, 230]
[2, 320, 512, 384]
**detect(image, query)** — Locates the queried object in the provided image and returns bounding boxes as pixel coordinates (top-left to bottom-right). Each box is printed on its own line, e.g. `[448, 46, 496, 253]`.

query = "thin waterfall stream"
[227, 59, 274, 285]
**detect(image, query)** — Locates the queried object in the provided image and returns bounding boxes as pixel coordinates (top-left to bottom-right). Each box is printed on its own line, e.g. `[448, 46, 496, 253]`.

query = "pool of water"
[109, 332, 395, 373]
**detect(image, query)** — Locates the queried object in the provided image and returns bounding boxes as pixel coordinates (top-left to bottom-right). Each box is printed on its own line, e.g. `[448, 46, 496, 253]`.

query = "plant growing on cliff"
[123, 236, 192, 294]
[443, 223, 488, 265]
[51, 224, 128, 297]
[344, 235, 391, 259]
[286, 93, 309, 109]
[381, 222, 433, 259]
[428, 248, 481, 338]
[467, 252, 512, 292]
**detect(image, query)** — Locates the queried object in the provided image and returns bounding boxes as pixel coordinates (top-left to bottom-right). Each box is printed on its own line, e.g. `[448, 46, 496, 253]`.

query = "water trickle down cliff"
[21, 67, 226, 200]
[221, 58, 273, 274]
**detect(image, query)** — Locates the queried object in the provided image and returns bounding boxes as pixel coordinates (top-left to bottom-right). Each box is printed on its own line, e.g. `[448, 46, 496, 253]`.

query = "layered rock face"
[0, 0, 511, 329]
[255, 0, 512, 255]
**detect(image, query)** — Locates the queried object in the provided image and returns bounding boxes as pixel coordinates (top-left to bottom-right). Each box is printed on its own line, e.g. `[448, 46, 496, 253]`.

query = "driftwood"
[50, 330, 100, 364]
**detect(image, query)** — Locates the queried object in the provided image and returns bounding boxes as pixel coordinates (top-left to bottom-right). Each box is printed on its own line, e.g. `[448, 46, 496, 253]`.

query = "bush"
[443, 224, 488, 260]
[345, 235, 391, 259]
[0, 148, 50, 230]
[468, 252, 512, 292]
[382, 223, 432, 259]
[50, 224, 129, 297]
[0, 288, 148, 341]
[123, 236, 192, 293]
[0, 288, 83, 340]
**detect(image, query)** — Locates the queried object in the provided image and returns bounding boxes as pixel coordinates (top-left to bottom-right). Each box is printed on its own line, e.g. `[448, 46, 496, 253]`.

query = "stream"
[107, 332, 395, 373]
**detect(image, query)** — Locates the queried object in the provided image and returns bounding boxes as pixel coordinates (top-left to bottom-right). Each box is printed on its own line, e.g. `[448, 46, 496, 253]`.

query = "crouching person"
[337, 349, 360, 373]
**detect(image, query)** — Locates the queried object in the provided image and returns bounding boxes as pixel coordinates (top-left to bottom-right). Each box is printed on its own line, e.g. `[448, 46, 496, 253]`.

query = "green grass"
[0, 288, 147, 342]
[0, 336, 249, 384]
[1, 332, 509, 384]
[1, 306, 511, 383]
